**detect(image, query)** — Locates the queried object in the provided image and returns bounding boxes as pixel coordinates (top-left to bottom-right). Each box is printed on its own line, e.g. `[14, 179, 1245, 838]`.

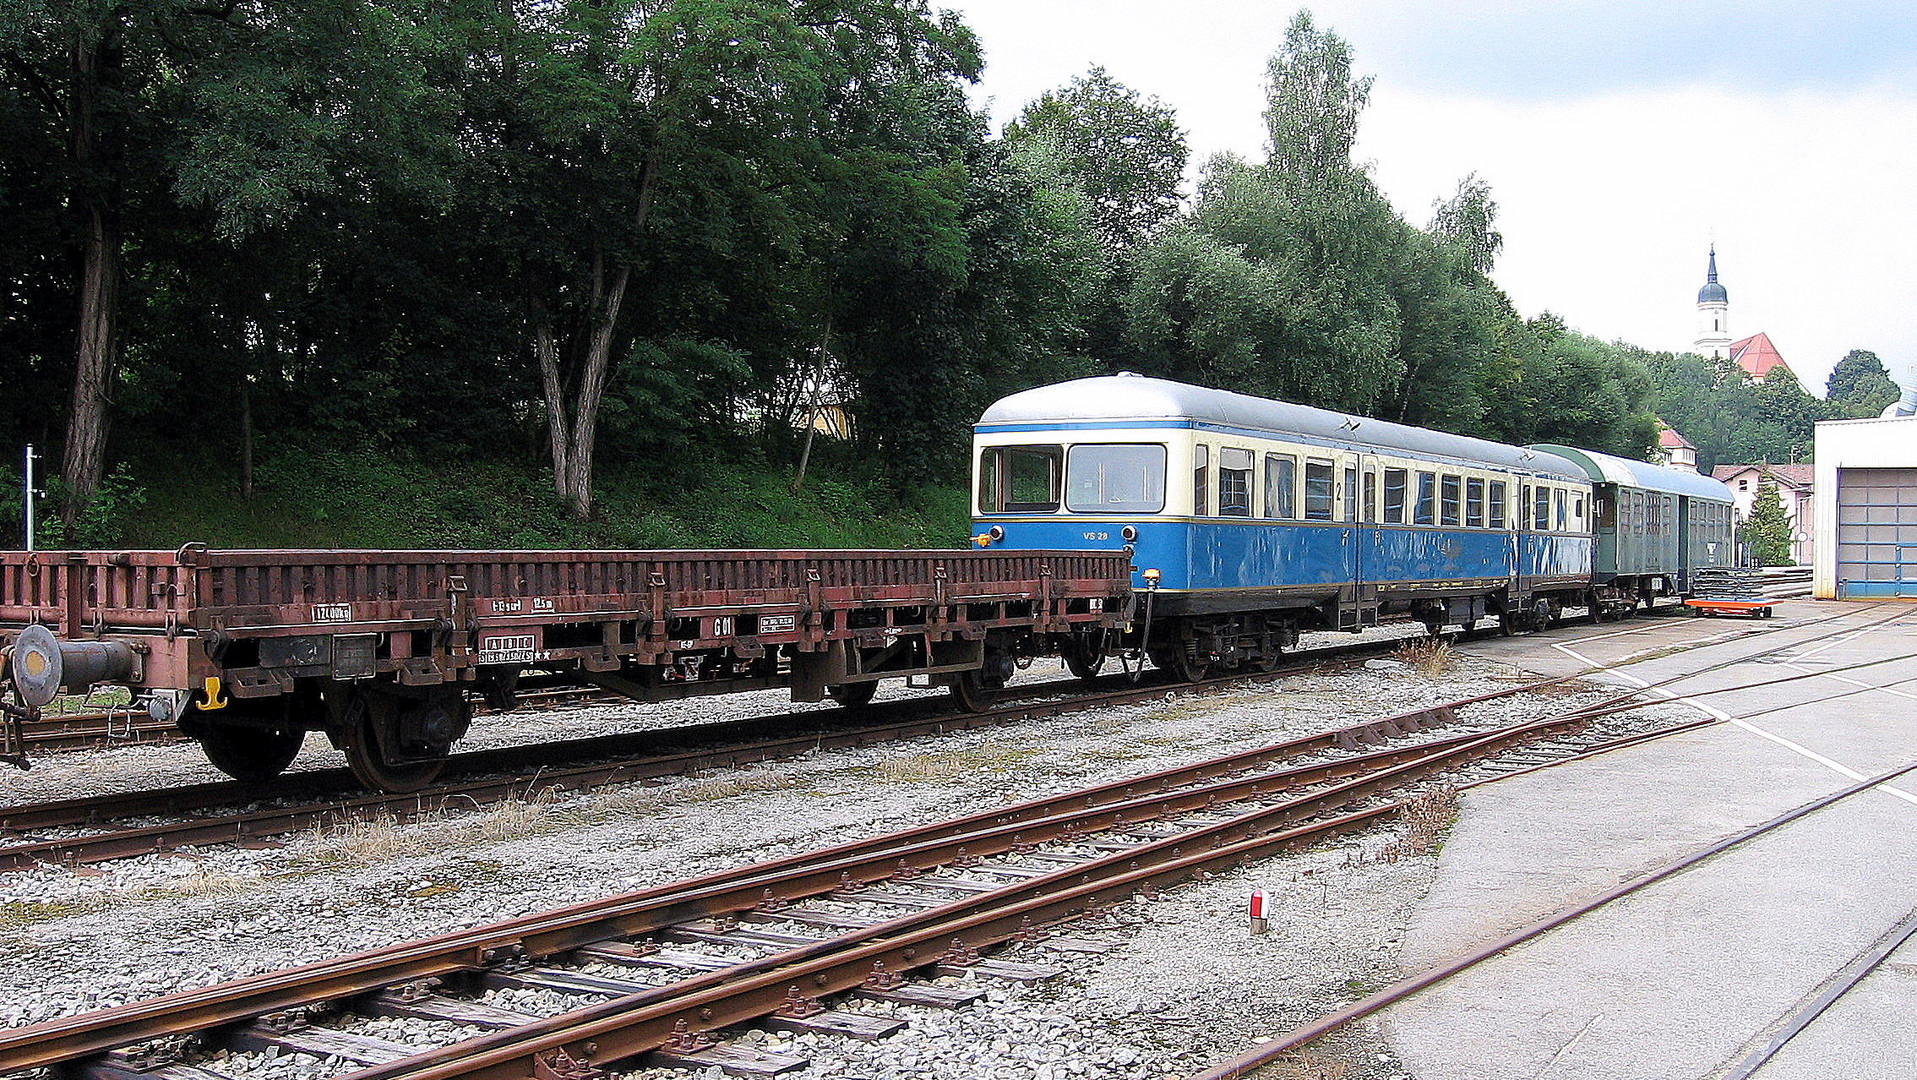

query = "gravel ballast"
[1, 635, 1698, 1079]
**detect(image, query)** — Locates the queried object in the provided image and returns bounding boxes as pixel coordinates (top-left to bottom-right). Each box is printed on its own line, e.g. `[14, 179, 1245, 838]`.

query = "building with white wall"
[1812, 412, 1917, 599]
[1714, 463, 1813, 566]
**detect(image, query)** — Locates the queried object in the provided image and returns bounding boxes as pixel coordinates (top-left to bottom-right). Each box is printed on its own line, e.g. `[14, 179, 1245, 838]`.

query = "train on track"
[0, 374, 1734, 793]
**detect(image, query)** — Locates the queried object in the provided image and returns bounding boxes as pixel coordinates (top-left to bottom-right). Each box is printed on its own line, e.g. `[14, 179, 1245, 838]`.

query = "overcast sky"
[940, 1, 1917, 397]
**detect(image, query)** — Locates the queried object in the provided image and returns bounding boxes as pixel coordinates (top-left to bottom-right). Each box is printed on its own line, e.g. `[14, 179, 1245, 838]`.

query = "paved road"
[1387, 600, 1917, 1080]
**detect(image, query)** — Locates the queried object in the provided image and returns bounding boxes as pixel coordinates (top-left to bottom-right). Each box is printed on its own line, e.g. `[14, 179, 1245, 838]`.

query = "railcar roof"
[978, 374, 1587, 480]
[1528, 444, 1736, 503]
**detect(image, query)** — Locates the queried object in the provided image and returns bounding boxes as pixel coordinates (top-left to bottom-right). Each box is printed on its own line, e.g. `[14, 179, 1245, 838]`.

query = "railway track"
[0, 601, 1857, 873]
[1, 603, 1901, 1080]
[0, 678, 1684, 1080]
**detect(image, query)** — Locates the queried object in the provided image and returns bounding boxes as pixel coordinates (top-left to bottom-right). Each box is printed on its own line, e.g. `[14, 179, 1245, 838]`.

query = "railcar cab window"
[1363, 470, 1378, 523]
[1343, 466, 1359, 523]
[1414, 472, 1436, 526]
[1554, 488, 1567, 531]
[979, 444, 1061, 514]
[1440, 475, 1462, 526]
[1383, 468, 1407, 524]
[1488, 480, 1507, 529]
[1266, 454, 1298, 519]
[1193, 445, 1209, 516]
[1065, 444, 1167, 514]
[1219, 448, 1254, 517]
[1466, 478, 1486, 528]
[1304, 459, 1335, 521]
[1534, 486, 1553, 531]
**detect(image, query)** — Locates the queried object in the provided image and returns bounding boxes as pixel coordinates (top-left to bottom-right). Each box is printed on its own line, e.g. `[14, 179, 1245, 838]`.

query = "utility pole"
[23, 444, 37, 551]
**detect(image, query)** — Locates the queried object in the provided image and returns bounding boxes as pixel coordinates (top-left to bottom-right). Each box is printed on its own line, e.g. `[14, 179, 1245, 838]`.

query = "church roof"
[1728, 332, 1789, 379]
[1697, 247, 1727, 305]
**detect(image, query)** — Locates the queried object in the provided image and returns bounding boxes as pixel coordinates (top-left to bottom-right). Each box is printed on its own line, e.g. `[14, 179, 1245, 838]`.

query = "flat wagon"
[0, 546, 1132, 790]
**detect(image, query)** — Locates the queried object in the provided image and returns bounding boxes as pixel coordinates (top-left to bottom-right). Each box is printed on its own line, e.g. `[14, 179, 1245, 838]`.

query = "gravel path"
[1, 634, 1691, 1079]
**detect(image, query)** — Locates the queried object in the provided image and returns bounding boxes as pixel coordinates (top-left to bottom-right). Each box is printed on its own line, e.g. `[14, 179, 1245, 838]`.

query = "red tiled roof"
[1728, 332, 1790, 379]
[1713, 463, 1813, 489]
[1657, 426, 1697, 450]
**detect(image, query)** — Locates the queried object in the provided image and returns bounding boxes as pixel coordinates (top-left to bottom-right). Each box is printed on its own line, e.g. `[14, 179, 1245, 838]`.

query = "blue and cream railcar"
[1530, 444, 1736, 610]
[972, 375, 1596, 677]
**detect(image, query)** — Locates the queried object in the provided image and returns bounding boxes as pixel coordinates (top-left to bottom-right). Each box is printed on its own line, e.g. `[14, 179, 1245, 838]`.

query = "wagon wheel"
[1063, 628, 1107, 681]
[199, 723, 306, 786]
[827, 681, 878, 708]
[333, 685, 457, 793]
[949, 668, 1001, 712]
[1149, 644, 1210, 683]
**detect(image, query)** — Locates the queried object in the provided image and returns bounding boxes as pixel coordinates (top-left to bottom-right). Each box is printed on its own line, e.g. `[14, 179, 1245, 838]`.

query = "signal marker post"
[1249, 888, 1269, 935]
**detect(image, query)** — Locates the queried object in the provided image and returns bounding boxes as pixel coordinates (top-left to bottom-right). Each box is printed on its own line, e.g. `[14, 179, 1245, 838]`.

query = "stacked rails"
[1691, 566, 1762, 600]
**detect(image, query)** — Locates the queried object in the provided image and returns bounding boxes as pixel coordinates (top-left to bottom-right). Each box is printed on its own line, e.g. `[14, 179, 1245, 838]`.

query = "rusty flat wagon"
[1, 546, 1132, 790]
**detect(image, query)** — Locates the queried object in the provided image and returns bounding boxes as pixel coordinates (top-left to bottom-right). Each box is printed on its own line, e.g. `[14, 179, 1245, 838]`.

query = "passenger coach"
[972, 374, 1598, 678]
[1529, 444, 1736, 610]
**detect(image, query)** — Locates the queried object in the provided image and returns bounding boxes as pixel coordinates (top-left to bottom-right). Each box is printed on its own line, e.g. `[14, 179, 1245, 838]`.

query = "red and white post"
[1248, 888, 1269, 935]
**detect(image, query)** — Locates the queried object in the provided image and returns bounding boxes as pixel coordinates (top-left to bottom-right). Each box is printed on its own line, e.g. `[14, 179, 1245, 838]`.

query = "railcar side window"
[1534, 486, 1552, 531]
[1383, 468, 1407, 524]
[1343, 466, 1359, 522]
[1554, 488, 1567, 530]
[1466, 478, 1486, 528]
[1440, 475, 1462, 526]
[1574, 496, 1586, 527]
[1488, 480, 1507, 529]
[1265, 454, 1298, 519]
[1414, 472, 1436, 526]
[1219, 448, 1254, 517]
[979, 445, 1062, 514]
[1193, 444, 1209, 516]
[1065, 444, 1167, 514]
[1363, 471, 1378, 524]
[1304, 459, 1335, 521]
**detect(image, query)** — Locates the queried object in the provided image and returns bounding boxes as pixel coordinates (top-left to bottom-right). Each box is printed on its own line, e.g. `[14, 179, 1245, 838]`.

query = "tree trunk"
[535, 147, 659, 522]
[238, 379, 254, 500]
[62, 21, 124, 525]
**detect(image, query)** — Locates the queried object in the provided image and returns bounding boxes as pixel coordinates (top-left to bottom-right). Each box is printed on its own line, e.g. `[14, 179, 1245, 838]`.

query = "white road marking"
[1551, 639, 1917, 808]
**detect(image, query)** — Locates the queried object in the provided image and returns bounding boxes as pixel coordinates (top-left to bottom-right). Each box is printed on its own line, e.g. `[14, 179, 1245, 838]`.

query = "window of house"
[1193, 444, 1209, 517]
[1488, 480, 1507, 529]
[1304, 459, 1335, 521]
[1219, 448, 1254, 517]
[978, 444, 1062, 513]
[1265, 453, 1298, 519]
[1415, 472, 1437, 526]
[1384, 468, 1408, 524]
[1466, 478, 1486, 527]
[1440, 475, 1462, 526]
[1064, 444, 1167, 513]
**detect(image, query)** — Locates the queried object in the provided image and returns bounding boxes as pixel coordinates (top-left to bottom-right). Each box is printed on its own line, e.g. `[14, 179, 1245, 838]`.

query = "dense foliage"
[0, 4, 1899, 547]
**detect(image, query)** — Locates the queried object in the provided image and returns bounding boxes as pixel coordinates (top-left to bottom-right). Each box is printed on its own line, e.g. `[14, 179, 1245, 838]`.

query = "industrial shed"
[1813, 412, 1917, 599]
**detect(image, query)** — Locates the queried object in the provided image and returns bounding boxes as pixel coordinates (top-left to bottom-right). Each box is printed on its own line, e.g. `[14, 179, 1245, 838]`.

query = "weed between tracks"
[1251, 1052, 1353, 1080]
[1350, 786, 1459, 866]
[1390, 638, 1455, 675]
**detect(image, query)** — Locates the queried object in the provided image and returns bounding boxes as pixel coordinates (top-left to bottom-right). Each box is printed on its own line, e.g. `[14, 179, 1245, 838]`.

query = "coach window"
[1488, 480, 1507, 530]
[1383, 468, 1407, 524]
[1265, 453, 1298, 519]
[1219, 448, 1254, 517]
[1363, 470, 1378, 524]
[1192, 444, 1210, 516]
[1414, 472, 1437, 526]
[1554, 488, 1567, 530]
[1304, 459, 1335, 521]
[1439, 475, 1462, 526]
[1065, 444, 1167, 514]
[1533, 486, 1552, 531]
[978, 444, 1061, 514]
[1465, 478, 1486, 528]
[1343, 465, 1359, 522]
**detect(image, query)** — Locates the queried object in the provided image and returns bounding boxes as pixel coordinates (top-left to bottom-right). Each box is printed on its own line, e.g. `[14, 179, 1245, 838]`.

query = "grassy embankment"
[110, 442, 972, 552]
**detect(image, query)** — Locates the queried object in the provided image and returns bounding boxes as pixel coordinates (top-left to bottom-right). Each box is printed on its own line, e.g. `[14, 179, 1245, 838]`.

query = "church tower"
[1694, 246, 1730, 359]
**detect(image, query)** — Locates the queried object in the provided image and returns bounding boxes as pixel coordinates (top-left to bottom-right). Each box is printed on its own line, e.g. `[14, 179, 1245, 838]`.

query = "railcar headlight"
[1121, 524, 1138, 542]
[989, 525, 1005, 542]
